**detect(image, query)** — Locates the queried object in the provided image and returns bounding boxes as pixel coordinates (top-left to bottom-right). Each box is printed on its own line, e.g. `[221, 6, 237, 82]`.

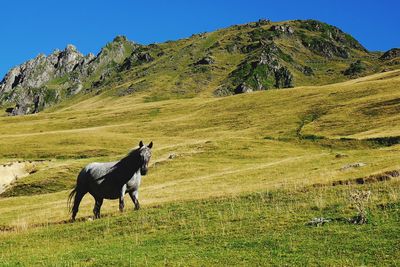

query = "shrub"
[348, 190, 371, 224]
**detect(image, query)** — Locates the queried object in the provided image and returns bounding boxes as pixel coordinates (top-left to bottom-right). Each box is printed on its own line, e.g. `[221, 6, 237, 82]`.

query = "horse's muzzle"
[141, 168, 148, 175]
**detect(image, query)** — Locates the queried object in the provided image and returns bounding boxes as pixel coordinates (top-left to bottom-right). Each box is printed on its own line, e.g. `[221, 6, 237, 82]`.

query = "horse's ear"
[139, 141, 144, 148]
[148, 141, 153, 149]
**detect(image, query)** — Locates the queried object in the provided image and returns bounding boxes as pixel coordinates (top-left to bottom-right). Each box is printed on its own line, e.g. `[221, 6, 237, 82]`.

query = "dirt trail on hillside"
[145, 154, 322, 192]
[0, 162, 30, 194]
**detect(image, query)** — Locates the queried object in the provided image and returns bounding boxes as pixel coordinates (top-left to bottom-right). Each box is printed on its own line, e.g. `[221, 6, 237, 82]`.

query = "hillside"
[0, 68, 399, 264]
[1, 19, 399, 115]
[0, 19, 399, 265]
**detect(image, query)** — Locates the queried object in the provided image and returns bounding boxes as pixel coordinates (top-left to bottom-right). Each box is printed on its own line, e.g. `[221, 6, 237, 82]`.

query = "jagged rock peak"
[65, 44, 78, 52]
[0, 44, 84, 94]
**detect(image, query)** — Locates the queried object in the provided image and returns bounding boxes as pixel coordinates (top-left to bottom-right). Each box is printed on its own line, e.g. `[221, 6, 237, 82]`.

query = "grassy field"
[0, 70, 399, 265]
[1, 182, 399, 266]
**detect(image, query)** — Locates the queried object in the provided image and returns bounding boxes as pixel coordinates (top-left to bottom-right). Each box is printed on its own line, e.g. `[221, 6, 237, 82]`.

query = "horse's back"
[84, 162, 116, 179]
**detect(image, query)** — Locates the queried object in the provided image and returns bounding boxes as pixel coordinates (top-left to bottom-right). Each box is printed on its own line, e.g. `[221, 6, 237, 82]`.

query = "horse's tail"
[67, 186, 77, 213]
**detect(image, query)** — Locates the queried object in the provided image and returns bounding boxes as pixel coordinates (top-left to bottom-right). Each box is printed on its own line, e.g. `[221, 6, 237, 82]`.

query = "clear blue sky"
[1, 0, 399, 78]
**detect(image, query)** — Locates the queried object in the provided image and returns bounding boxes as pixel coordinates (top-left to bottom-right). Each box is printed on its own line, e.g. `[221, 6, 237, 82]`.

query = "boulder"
[234, 83, 253, 94]
[195, 56, 214, 65]
[340, 162, 366, 171]
[303, 66, 314, 76]
[137, 53, 154, 63]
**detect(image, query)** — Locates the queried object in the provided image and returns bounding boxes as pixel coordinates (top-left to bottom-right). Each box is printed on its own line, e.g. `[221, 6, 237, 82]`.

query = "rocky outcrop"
[0, 35, 137, 115]
[299, 20, 367, 52]
[226, 42, 294, 95]
[255, 18, 271, 26]
[269, 25, 294, 35]
[380, 48, 400, 60]
[0, 45, 84, 95]
[5, 86, 58, 116]
[90, 36, 138, 73]
[0, 46, 83, 115]
[120, 48, 154, 71]
[302, 37, 349, 58]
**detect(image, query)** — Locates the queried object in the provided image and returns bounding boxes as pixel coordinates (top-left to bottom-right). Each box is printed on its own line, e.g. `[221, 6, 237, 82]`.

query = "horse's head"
[138, 140, 153, 175]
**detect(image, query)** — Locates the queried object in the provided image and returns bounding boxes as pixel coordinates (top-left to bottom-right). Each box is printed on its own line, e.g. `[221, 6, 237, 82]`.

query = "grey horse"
[68, 141, 153, 221]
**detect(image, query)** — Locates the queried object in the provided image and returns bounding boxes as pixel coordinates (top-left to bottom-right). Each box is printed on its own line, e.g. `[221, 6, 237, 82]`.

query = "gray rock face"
[55, 45, 84, 75]
[0, 45, 84, 116]
[6, 87, 53, 116]
[0, 35, 137, 115]
[380, 48, 400, 60]
[0, 45, 83, 94]
[259, 45, 280, 70]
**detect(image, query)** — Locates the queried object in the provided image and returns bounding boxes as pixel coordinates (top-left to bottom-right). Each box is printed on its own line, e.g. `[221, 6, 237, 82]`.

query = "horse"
[68, 141, 153, 221]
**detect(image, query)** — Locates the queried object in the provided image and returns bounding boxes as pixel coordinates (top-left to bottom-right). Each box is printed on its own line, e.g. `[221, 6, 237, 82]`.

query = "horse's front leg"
[129, 190, 140, 210]
[93, 197, 103, 219]
[119, 184, 127, 212]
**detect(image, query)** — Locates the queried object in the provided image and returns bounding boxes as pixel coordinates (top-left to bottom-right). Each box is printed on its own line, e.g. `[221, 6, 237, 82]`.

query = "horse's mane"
[115, 147, 141, 168]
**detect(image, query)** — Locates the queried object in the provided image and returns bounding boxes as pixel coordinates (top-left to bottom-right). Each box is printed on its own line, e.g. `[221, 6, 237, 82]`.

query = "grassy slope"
[0, 70, 399, 265]
[1, 182, 399, 266]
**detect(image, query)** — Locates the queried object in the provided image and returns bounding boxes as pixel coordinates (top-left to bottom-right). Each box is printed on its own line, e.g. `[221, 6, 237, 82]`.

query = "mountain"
[1, 19, 399, 115]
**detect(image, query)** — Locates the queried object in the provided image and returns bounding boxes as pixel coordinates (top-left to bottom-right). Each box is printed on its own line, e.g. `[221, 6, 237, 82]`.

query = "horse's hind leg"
[93, 197, 103, 219]
[119, 196, 125, 212]
[72, 191, 86, 221]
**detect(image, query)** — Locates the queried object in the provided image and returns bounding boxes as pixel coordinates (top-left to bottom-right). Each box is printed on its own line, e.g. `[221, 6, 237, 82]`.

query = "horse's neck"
[112, 151, 141, 184]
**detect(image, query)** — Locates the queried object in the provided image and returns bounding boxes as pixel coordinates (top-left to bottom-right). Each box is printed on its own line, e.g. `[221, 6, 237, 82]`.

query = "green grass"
[0, 181, 399, 266]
